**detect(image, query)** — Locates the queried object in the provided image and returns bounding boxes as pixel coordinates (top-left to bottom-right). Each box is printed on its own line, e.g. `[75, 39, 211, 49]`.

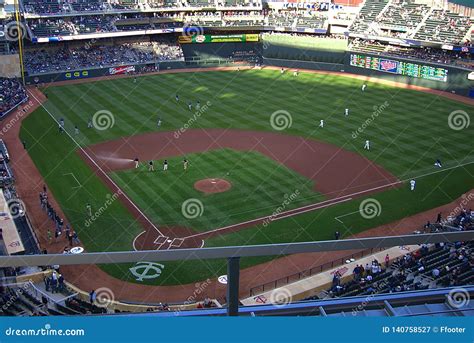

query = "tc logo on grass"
[92, 110, 115, 131]
[447, 288, 470, 308]
[359, 198, 382, 219]
[129, 262, 165, 282]
[448, 110, 470, 131]
[181, 198, 204, 219]
[270, 110, 292, 131]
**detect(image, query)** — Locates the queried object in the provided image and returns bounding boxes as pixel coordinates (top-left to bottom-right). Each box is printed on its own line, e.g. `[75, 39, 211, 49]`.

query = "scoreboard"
[350, 54, 448, 82]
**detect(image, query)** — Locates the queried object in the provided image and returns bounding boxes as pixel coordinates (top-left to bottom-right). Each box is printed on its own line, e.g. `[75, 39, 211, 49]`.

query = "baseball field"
[20, 68, 474, 286]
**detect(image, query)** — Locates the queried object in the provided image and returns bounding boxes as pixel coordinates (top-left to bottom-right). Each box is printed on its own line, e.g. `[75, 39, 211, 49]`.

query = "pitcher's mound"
[194, 178, 232, 194]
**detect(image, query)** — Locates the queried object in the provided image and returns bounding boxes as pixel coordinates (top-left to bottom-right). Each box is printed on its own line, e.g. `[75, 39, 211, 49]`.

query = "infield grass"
[20, 69, 474, 286]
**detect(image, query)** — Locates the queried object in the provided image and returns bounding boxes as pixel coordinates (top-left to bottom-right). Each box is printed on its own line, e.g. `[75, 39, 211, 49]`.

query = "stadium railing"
[1, 231, 473, 316]
[249, 247, 386, 296]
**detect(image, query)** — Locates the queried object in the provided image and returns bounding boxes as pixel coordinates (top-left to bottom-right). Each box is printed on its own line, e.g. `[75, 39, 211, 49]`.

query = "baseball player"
[134, 158, 139, 169]
[188, 102, 192, 111]
[410, 179, 416, 191]
[59, 118, 65, 133]
[157, 117, 162, 127]
[293, 69, 299, 77]
[148, 160, 154, 172]
[345, 108, 349, 116]
[133, 77, 137, 84]
[196, 101, 201, 110]
[364, 140, 370, 150]
[183, 159, 188, 171]
[87, 118, 93, 128]
[175, 94, 179, 102]
[434, 159, 442, 168]
[362, 84, 367, 92]
[280, 67, 284, 74]
[74, 125, 79, 135]
[163, 160, 168, 171]
[319, 119, 324, 128]
[86, 203, 92, 217]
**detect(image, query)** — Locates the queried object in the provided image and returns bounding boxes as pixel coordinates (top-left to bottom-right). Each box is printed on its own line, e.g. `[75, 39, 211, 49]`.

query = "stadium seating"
[414, 9, 471, 44]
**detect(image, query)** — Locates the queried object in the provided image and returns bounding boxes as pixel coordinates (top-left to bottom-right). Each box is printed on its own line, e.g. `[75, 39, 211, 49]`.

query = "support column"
[226, 257, 240, 316]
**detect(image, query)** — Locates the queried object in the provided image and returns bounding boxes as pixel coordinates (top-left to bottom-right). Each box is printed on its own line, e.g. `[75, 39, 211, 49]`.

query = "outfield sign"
[179, 34, 259, 44]
[350, 53, 449, 82]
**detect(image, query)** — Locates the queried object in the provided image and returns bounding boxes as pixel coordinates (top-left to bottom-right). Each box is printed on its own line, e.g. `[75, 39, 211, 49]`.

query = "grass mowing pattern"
[20, 69, 474, 285]
[110, 148, 321, 232]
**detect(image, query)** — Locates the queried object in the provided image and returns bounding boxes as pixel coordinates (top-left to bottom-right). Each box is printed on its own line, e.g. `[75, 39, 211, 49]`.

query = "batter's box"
[170, 238, 185, 248]
[153, 235, 169, 246]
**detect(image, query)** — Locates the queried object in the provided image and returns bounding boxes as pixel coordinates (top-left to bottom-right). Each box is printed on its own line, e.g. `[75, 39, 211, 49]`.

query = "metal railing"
[249, 247, 386, 296]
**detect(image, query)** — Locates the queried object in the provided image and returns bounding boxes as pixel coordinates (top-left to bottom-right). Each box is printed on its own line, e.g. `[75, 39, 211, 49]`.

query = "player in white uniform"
[362, 84, 367, 92]
[345, 108, 349, 116]
[434, 159, 442, 168]
[293, 69, 298, 77]
[163, 160, 168, 171]
[319, 119, 324, 128]
[410, 179, 416, 191]
[364, 140, 370, 150]
[134, 158, 139, 169]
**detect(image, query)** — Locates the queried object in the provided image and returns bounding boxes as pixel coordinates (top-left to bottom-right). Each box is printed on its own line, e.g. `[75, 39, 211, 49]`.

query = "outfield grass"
[21, 69, 474, 285]
[110, 148, 321, 232]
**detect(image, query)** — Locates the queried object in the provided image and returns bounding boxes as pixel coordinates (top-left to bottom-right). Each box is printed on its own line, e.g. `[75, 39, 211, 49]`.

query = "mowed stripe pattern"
[110, 148, 321, 232]
[43, 69, 474, 181]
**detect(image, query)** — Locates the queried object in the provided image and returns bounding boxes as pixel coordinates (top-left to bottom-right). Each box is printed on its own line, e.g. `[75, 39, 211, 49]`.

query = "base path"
[84, 129, 398, 198]
[3, 66, 473, 304]
[80, 129, 399, 248]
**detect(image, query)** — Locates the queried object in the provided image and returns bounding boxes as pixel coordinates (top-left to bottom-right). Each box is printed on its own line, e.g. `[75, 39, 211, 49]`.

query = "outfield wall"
[263, 52, 474, 98]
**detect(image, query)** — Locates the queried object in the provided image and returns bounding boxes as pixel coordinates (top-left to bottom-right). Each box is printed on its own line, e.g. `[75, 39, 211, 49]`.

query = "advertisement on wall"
[109, 65, 136, 75]
[179, 34, 260, 44]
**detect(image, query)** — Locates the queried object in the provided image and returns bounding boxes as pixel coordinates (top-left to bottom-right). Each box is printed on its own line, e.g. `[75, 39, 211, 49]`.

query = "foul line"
[183, 197, 353, 239]
[63, 172, 82, 189]
[27, 90, 164, 238]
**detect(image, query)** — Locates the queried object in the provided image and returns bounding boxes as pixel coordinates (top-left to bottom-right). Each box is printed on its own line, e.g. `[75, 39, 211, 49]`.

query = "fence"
[249, 247, 386, 296]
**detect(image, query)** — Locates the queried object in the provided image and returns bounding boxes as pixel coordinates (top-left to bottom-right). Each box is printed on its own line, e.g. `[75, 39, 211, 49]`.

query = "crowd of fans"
[350, 38, 473, 68]
[0, 78, 28, 116]
[324, 209, 474, 300]
[23, 41, 183, 75]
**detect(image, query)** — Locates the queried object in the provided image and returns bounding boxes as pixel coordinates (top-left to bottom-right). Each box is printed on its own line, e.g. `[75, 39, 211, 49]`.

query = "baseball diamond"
[0, 0, 474, 331]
